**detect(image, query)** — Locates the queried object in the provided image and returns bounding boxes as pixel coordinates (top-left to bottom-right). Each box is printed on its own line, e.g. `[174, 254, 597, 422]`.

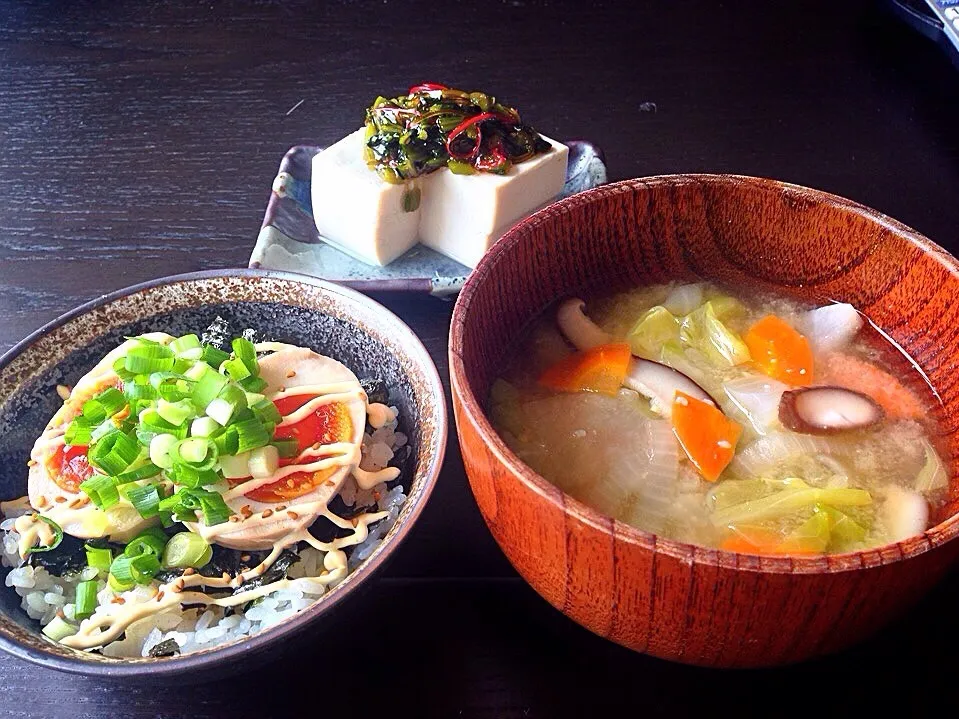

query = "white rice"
[0, 406, 410, 658]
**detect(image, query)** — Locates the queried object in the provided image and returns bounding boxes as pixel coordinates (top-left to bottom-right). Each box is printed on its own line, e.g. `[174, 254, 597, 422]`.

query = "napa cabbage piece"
[710, 477, 872, 527]
[626, 306, 680, 359]
[679, 301, 751, 368]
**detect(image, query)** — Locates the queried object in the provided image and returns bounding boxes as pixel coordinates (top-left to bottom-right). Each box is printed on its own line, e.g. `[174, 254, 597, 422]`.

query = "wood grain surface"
[1, 0, 959, 716]
[450, 174, 959, 667]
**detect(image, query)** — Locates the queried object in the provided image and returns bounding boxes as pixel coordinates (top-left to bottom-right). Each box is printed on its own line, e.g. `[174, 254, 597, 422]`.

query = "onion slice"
[624, 358, 717, 418]
[779, 386, 884, 435]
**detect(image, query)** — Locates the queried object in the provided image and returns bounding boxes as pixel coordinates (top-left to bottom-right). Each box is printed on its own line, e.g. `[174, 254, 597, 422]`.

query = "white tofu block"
[418, 136, 568, 267]
[311, 128, 427, 266]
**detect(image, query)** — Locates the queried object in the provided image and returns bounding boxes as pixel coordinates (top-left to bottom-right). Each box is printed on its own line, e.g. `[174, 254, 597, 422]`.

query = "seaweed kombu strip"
[24, 533, 87, 575]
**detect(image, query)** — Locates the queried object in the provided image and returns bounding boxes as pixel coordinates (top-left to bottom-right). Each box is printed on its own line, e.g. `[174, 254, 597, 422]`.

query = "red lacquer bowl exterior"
[449, 175, 959, 667]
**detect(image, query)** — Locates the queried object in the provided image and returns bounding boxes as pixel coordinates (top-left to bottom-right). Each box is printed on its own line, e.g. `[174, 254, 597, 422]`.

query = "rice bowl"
[0, 270, 446, 678]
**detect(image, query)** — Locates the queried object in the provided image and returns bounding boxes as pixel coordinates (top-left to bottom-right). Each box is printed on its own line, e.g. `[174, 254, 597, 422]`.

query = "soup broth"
[490, 282, 946, 555]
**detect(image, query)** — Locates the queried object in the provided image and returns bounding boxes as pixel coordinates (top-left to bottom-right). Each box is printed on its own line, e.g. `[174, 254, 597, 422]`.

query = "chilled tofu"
[311, 128, 427, 266]
[418, 136, 568, 267]
[311, 130, 568, 268]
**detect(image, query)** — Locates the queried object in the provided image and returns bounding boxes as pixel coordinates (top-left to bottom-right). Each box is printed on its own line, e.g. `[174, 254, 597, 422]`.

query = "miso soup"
[489, 282, 947, 555]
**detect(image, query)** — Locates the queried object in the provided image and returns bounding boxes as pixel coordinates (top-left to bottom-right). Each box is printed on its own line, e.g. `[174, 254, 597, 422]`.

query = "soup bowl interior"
[0, 269, 446, 678]
[450, 174, 959, 667]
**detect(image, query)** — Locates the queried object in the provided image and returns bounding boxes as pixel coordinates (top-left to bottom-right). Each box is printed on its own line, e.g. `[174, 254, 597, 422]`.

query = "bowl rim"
[450, 173, 959, 576]
[0, 268, 447, 677]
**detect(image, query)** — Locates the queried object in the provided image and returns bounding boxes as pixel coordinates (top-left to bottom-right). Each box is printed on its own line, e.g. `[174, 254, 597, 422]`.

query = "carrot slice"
[819, 352, 926, 420]
[538, 343, 632, 396]
[719, 527, 783, 554]
[671, 390, 742, 481]
[744, 315, 814, 386]
[720, 526, 819, 555]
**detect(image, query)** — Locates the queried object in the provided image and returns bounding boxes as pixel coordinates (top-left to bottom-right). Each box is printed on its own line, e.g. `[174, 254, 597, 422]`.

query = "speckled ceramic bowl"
[0, 269, 446, 679]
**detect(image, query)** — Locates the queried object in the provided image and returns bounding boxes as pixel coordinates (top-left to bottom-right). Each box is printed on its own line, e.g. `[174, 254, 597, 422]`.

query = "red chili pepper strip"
[408, 82, 448, 94]
[445, 111, 518, 160]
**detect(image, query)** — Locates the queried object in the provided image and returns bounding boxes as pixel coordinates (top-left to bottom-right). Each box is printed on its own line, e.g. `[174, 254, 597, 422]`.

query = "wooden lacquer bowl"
[449, 175, 959, 668]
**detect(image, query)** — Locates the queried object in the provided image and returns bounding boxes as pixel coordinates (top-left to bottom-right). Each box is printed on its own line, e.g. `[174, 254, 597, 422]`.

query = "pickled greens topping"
[363, 82, 552, 183]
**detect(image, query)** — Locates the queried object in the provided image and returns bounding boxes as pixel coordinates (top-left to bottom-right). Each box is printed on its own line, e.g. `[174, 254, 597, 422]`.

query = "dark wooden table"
[2, 1, 959, 716]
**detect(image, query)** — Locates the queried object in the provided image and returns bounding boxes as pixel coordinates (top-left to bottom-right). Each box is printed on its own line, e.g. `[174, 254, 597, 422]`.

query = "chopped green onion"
[90, 418, 121, 444]
[232, 337, 259, 377]
[172, 437, 217, 470]
[170, 334, 201, 356]
[205, 397, 237, 427]
[170, 465, 221, 488]
[110, 553, 160, 586]
[218, 451, 250, 479]
[184, 361, 213, 381]
[84, 544, 113, 574]
[234, 418, 271, 454]
[123, 379, 158, 404]
[222, 357, 252, 381]
[79, 474, 120, 509]
[198, 492, 232, 526]
[112, 355, 137, 381]
[108, 573, 135, 592]
[88, 430, 141, 475]
[24, 515, 63, 555]
[213, 425, 239, 456]
[150, 372, 194, 402]
[74, 580, 99, 620]
[114, 462, 161, 484]
[271, 438, 299, 459]
[122, 483, 162, 519]
[124, 527, 168, 557]
[161, 532, 212, 569]
[251, 398, 281, 426]
[124, 343, 175, 374]
[81, 387, 127, 424]
[42, 615, 78, 641]
[150, 433, 179, 470]
[156, 398, 196, 426]
[190, 416, 221, 438]
[136, 409, 187, 445]
[199, 344, 230, 369]
[160, 487, 231, 526]
[248, 445, 279, 478]
[239, 376, 268, 393]
[64, 416, 94, 445]
[192, 370, 228, 411]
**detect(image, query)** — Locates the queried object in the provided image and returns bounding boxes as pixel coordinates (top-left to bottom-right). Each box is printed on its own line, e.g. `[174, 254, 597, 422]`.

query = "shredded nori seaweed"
[25, 534, 87, 575]
[232, 550, 299, 595]
[148, 638, 181, 658]
[360, 378, 390, 406]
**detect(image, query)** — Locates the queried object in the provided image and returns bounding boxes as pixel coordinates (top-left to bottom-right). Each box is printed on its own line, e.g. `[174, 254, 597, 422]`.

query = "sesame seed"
[261, 509, 273, 518]
[286, 370, 296, 378]
[171, 581, 183, 594]
[373, 491, 381, 501]
[287, 510, 299, 520]
[54, 496, 66, 504]
[35, 496, 48, 509]
[324, 480, 335, 487]
[183, 567, 196, 576]
[675, 396, 689, 406]
[279, 386, 286, 393]
[229, 515, 240, 523]
[240, 554, 251, 562]
[312, 442, 321, 450]
[276, 505, 287, 511]
[112, 597, 126, 605]
[717, 440, 733, 449]
[351, 518, 358, 527]
[27, 460, 36, 467]
[156, 591, 165, 602]
[240, 505, 253, 518]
